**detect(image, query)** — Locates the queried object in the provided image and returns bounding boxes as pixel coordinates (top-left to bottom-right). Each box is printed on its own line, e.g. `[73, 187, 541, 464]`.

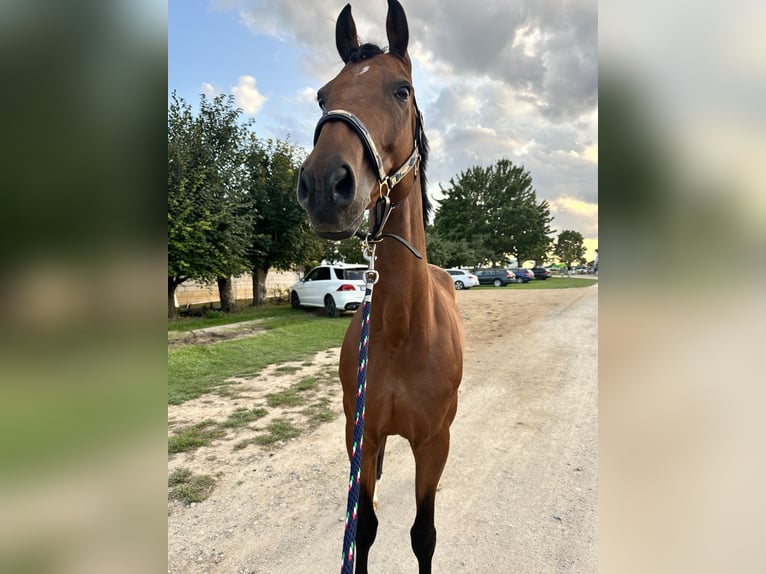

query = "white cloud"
[550, 195, 599, 219]
[297, 86, 317, 106]
[232, 75, 268, 115]
[200, 82, 220, 98]
[569, 144, 598, 164]
[223, 0, 597, 236]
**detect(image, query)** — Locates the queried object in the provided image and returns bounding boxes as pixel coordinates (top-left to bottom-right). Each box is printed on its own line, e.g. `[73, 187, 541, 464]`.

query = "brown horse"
[297, 1, 464, 572]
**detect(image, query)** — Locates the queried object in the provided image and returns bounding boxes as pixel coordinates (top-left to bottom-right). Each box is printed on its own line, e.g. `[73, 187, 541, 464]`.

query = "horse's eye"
[395, 85, 411, 101]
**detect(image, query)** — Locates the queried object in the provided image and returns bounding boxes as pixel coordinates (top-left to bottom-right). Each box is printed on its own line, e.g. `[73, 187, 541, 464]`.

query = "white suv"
[290, 264, 368, 317]
[445, 268, 479, 290]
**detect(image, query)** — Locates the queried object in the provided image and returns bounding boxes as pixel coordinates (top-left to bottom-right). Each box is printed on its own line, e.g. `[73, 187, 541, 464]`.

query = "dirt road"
[168, 284, 598, 573]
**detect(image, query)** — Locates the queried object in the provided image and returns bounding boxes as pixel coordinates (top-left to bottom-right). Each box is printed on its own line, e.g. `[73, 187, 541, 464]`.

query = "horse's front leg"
[410, 429, 451, 574]
[352, 436, 382, 574]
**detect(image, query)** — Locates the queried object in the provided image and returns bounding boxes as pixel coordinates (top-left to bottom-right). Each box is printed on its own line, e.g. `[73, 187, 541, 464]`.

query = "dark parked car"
[508, 268, 534, 283]
[475, 268, 516, 287]
[532, 267, 552, 280]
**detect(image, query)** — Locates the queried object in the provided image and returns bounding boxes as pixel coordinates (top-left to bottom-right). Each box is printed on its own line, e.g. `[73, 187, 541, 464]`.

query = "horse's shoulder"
[427, 264, 453, 292]
[426, 264, 461, 310]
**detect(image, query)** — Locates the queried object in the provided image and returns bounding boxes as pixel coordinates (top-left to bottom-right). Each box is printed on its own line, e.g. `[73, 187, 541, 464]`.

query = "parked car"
[475, 268, 516, 287]
[532, 267, 552, 280]
[508, 268, 534, 283]
[445, 268, 479, 290]
[290, 263, 368, 317]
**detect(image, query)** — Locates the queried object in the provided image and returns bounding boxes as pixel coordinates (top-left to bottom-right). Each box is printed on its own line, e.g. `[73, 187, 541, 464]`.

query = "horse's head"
[297, 0, 421, 240]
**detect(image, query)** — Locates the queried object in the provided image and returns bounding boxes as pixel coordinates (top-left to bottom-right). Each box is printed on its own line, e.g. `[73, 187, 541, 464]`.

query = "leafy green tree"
[245, 137, 319, 305]
[167, 92, 252, 316]
[434, 159, 553, 268]
[321, 238, 367, 265]
[317, 219, 370, 267]
[197, 94, 253, 311]
[520, 201, 555, 267]
[426, 226, 480, 269]
[168, 93, 205, 317]
[501, 197, 555, 268]
[554, 229, 586, 267]
[433, 166, 493, 264]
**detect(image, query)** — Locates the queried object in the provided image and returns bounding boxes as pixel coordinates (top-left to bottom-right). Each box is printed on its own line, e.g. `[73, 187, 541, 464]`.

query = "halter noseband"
[313, 109, 420, 198]
[312, 107, 424, 259]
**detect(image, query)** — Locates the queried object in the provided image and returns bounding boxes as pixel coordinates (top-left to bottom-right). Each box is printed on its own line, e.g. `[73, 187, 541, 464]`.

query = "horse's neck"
[371, 181, 431, 329]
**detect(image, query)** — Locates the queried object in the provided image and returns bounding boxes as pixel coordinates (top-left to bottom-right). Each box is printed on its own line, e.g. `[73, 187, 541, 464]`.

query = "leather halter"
[312, 107, 424, 259]
[313, 109, 420, 197]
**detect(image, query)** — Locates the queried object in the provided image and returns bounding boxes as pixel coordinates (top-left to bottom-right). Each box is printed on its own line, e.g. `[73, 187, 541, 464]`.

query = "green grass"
[266, 376, 319, 407]
[303, 397, 335, 427]
[233, 438, 255, 451]
[266, 387, 309, 408]
[233, 419, 304, 450]
[168, 420, 226, 453]
[168, 467, 192, 486]
[168, 468, 217, 504]
[253, 419, 302, 445]
[473, 277, 597, 290]
[220, 407, 268, 428]
[296, 376, 320, 391]
[168, 310, 351, 405]
[273, 365, 301, 374]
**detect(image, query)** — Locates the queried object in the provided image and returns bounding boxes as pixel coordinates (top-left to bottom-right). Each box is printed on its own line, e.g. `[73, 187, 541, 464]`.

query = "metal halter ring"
[364, 269, 380, 285]
[379, 180, 391, 199]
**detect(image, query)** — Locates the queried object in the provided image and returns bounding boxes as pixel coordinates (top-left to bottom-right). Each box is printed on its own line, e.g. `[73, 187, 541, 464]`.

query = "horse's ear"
[386, 0, 409, 61]
[336, 4, 359, 64]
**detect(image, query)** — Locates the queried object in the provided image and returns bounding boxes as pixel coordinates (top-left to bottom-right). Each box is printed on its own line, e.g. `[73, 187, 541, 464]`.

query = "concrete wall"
[175, 270, 302, 307]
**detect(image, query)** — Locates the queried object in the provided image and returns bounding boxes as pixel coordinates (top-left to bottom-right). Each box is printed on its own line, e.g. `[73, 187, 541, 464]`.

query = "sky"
[169, 0, 598, 262]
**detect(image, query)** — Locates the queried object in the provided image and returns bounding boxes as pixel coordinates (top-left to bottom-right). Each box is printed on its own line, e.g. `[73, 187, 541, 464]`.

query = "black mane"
[414, 105, 431, 229]
[347, 43, 431, 229]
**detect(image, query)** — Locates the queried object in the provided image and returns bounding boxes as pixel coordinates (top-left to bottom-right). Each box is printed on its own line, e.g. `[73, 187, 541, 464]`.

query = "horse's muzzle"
[297, 157, 368, 239]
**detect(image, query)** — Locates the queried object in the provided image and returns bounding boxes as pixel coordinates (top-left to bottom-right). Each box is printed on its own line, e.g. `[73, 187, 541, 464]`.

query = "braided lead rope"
[340, 245, 378, 574]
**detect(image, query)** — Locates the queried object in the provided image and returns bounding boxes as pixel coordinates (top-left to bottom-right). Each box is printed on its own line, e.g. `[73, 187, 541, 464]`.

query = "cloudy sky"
[169, 0, 598, 260]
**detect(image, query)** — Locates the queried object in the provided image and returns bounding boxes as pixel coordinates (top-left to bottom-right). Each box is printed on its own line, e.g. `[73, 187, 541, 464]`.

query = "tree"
[432, 166, 493, 265]
[426, 226, 481, 269]
[554, 230, 586, 267]
[433, 159, 553, 268]
[167, 92, 252, 316]
[502, 198, 555, 268]
[322, 238, 368, 265]
[168, 94, 218, 318]
[521, 201, 555, 267]
[245, 137, 318, 305]
[197, 94, 253, 312]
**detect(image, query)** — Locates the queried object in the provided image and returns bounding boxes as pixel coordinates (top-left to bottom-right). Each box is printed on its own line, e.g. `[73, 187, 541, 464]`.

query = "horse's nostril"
[297, 167, 310, 205]
[329, 165, 355, 207]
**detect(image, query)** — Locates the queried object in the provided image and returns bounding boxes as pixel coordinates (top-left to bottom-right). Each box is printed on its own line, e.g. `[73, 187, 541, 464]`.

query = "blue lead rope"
[341, 250, 378, 574]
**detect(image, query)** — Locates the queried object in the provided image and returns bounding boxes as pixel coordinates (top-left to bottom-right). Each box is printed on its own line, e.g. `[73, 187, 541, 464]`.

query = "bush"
[205, 309, 224, 319]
